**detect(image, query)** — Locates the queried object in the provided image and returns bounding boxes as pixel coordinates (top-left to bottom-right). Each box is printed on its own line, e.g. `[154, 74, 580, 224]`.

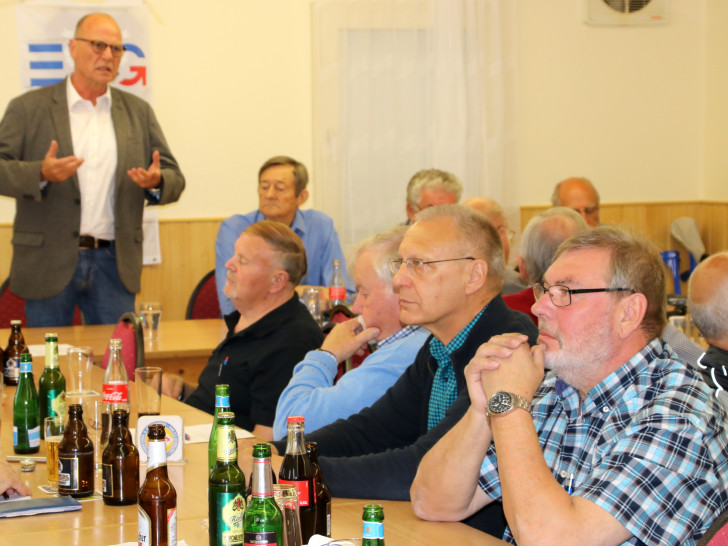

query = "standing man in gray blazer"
[0, 12, 185, 327]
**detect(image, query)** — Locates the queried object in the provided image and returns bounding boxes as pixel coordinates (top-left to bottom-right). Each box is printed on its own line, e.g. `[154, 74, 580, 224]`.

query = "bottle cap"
[20, 458, 36, 472]
[286, 416, 305, 423]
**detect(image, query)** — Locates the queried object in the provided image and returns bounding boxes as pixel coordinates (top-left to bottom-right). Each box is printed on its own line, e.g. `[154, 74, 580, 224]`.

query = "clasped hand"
[465, 333, 545, 413]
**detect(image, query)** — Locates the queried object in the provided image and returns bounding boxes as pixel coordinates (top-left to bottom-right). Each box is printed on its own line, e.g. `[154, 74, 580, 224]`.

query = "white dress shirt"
[66, 77, 117, 240]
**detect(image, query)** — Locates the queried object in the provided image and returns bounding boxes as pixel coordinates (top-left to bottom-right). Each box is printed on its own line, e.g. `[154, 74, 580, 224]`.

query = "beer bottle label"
[278, 478, 312, 507]
[217, 425, 237, 461]
[138, 505, 151, 546]
[167, 507, 177, 545]
[216, 492, 245, 545]
[58, 456, 79, 491]
[147, 438, 167, 471]
[27, 425, 40, 447]
[216, 394, 230, 407]
[102, 382, 129, 404]
[20, 359, 32, 373]
[363, 521, 384, 539]
[102, 463, 112, 497]
[4, 357, 19, 380]
[243, 530, 277, 545]
[48, 389, 66, 418]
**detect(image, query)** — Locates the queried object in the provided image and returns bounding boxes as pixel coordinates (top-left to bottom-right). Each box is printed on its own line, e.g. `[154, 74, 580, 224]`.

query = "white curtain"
[312, 0, 518, 249]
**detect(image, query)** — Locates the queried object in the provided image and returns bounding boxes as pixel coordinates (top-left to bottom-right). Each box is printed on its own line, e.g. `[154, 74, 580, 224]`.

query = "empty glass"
[139, 302, 162, 341]
[273, 483, 303, 546]
[66, 346, 94, 394]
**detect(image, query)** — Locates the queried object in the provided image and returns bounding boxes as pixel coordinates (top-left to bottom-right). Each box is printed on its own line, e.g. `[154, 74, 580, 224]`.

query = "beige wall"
[0, 0, 726, 218]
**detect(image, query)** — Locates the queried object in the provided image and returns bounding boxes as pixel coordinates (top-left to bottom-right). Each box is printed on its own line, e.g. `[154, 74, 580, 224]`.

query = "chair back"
[101, 312, 145, 378]
[186, 270, 221, 319]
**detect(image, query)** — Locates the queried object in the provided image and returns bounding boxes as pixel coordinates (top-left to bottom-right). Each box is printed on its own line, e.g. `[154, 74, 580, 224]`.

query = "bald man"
[0, 12, 185, 328]
[551, 177, 600, 227]
[688, 251, 728, 399]
[463, 197, 526, 295]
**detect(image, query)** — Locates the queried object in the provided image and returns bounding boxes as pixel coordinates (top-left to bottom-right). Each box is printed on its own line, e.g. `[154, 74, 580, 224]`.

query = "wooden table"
[1, 318, 228, 384]
[0, 361, 507, 544]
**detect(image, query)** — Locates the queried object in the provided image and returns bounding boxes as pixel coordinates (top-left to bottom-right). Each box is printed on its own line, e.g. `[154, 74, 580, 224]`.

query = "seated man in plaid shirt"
[412, 226, 728, 545]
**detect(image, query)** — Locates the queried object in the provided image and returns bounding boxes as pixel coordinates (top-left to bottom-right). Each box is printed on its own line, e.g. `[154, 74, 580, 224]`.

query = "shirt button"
[602, 406, 609, 413]
[559, 470, 568, 479]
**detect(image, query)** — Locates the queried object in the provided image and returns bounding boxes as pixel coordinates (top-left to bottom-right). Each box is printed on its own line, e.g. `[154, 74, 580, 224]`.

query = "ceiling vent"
[585, 0, 669, 26]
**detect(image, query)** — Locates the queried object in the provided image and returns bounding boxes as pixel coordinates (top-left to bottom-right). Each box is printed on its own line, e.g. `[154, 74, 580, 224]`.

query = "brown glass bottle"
[102, 409, 139, 505]
[58, 403, 95, 498]
[138, 423, 177, 546]
[307, 441, 332, 537]
[4, 320, 29, 386]
[278, 416, 317, 544]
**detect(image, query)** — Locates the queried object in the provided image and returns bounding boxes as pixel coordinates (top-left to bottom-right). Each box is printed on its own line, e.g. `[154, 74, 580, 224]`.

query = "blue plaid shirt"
[427, 306, 486, 430]
[479, 339, 728, 545]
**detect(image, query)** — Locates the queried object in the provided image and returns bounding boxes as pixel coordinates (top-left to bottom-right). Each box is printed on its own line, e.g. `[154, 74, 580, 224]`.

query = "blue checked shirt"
[478, 339, 728, 545]
[427, 306, 486, 430]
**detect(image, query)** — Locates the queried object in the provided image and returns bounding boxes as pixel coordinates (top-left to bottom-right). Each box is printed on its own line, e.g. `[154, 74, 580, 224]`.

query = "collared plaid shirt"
[479, 339, 728, 545]
[376, 324, 423, 350]
[427, 306, 487, 430]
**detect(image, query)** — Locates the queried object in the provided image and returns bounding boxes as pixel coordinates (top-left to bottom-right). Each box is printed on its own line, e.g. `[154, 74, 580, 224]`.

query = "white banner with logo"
[16, 0, 162, 264]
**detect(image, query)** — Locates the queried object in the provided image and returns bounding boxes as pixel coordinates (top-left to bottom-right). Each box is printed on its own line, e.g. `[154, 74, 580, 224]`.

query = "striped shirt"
[479, 339, 728, 545]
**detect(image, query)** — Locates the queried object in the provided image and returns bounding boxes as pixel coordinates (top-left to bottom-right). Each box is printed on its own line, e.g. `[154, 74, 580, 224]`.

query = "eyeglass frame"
[74, 37, 127, 58]
[533, 282, 634, 308]
[387, 257, 475, 276]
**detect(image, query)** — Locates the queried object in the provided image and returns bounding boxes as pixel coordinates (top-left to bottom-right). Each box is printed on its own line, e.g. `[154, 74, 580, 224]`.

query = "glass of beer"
[44, 415, 64, 491]
[135, 367, 162, 416]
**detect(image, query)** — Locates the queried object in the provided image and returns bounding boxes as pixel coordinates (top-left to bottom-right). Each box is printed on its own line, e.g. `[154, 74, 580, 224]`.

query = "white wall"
[0, 0, 725, 224]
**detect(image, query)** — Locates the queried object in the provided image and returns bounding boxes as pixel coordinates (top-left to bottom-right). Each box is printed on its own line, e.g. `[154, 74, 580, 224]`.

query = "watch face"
[488, 392, 513, 414]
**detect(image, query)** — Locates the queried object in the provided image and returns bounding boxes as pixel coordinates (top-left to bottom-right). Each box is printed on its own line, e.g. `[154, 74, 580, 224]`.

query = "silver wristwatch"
[486, 391, 531, 417]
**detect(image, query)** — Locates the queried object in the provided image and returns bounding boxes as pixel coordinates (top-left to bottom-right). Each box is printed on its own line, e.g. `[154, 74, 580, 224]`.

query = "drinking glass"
[304, 288, 322, 324]
[67, 392, 104, 471]
[273, 483, 303, 546]
[66, 346, 94, 394]
[44, 416, 64, 492]
[135, 366, 162, 416]
[139, 302, 162, 341]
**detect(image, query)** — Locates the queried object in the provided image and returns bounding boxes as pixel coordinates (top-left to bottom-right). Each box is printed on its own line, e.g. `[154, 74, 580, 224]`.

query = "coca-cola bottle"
[102, 338, 129, 449]
[279, 416, 317, 544]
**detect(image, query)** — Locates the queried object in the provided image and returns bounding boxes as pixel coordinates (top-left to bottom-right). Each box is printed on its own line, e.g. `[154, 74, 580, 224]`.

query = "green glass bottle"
[208, 411, 246, 546]
[209, 383, 231, 473]
[244, 443, 283, 546]
[39, 332, 66, 439]
[13, 353, 40, 454]
[362, 504, 385, 546]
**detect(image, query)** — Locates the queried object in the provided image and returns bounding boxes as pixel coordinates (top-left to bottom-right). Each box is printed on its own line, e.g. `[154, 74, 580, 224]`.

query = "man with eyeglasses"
[0, 12, 184, 326]
[412, 226, 728, 544]
[551, 176, 600, 227]
[262, 204, 538, 536]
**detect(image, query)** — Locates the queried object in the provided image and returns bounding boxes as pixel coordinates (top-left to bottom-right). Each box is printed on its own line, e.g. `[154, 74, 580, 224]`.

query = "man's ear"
[296, 189, 309, 207]
[405, 202, 417, 223]
[517, 255, 528, 283]
[615, 292, 647, 339]
[464, 260, 488, 296]
[269, 270, 291, 294]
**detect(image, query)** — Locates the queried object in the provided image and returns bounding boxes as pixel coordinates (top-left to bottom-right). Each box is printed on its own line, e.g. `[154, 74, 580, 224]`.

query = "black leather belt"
[79, 235, 114, 249]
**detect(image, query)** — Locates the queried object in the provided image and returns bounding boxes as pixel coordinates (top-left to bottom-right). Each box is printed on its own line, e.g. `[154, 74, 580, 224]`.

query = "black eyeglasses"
[74, 37, 126, 58]
[533, 282, 634, 307]
[387, 257, 475, 275]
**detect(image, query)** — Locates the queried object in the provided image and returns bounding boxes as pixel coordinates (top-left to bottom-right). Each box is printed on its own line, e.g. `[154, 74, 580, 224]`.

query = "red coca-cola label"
[102, 383, 129, 404]
[279, 478, 312, 507]
[328, 286, 346, 300]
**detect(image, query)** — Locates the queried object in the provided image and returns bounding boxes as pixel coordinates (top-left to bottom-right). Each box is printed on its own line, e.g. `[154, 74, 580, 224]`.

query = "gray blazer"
[0, 80, 185, 299]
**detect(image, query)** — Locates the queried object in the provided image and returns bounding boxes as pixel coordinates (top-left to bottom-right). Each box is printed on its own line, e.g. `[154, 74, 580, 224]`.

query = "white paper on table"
[28, 343, 73, 358]
[129, 423, 254, 445]
[184, 423, 254, 444]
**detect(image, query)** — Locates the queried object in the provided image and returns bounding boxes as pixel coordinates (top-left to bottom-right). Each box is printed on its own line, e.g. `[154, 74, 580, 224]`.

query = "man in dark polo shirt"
[164, 220, 323, 439]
